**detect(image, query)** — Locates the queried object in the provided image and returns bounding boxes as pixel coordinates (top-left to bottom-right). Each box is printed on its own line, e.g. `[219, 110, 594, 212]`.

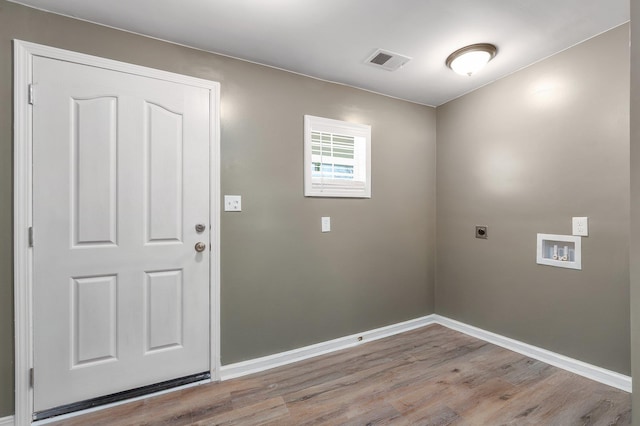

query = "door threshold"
[34, 372, 211, 422]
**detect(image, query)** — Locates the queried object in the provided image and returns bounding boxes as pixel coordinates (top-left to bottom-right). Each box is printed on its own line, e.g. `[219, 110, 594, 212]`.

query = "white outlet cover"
[224, 195, 242, 212]
[572, 216, 588, 236]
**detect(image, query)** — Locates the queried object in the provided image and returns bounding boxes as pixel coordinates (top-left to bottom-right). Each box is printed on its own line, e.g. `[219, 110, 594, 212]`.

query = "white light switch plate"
[224, 195, 242, 212]
[572, 217, 588, 236]
[321, 217, 331, 233]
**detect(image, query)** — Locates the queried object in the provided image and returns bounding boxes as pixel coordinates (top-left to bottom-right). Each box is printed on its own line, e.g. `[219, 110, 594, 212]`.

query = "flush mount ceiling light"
[446, 43, 497, 76]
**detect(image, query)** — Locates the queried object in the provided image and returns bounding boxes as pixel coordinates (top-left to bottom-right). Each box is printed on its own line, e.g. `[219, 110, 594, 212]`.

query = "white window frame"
[304, 115, 371, 198]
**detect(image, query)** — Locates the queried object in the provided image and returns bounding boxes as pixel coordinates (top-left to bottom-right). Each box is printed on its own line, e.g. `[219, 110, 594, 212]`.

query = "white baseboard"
[219, 315, 438, 380]
[0, 416, 14, 426]
[18, 314, 629, 424]
[220, 314, 631, 393]
[433, 315, 632, 393]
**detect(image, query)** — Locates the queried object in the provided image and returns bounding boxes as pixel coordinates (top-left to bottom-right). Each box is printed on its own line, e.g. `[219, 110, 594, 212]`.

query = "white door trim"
[13, 40, 221, 424]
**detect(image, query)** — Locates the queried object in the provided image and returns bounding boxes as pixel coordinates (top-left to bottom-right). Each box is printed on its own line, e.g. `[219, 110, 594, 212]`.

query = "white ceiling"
[10, 0, 629, 106]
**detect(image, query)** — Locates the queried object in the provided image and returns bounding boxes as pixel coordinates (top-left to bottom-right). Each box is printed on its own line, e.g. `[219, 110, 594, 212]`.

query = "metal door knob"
[195, 242, 207, 252]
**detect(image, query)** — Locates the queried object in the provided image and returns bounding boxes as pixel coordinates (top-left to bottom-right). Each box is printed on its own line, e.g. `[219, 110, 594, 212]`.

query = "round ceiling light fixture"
[446, 43, 497, 76]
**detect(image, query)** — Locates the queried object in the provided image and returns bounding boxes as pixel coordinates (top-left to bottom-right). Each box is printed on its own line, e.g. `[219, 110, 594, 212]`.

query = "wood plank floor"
[48, 324, 631, 425]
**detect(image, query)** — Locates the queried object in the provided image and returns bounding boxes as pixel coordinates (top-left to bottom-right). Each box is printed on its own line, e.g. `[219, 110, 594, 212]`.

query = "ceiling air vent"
[365, 49, 412, 71]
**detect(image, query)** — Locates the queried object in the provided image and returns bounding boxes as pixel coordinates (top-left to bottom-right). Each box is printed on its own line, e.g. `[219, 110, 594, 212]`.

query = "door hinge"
[28, 84, 34, 105]
[29, 368, 34, 388]
[28, 227, 33, 247]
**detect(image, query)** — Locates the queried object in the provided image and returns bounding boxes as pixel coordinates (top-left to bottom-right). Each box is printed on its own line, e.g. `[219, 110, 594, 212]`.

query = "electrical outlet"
[475, 226, 488, 239]
[572, 217, 588, 236]
[224, 195, 242, 212]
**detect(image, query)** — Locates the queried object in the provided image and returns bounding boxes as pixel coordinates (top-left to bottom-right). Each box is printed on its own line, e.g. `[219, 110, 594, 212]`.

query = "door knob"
[195, 242, 207, 252]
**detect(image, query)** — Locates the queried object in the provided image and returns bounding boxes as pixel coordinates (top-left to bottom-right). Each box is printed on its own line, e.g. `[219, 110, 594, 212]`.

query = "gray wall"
[0, 0, 633, 420]
[0, 1, 437, 416]
[436, 25, 630, 374]
[630, 0, 639, 423]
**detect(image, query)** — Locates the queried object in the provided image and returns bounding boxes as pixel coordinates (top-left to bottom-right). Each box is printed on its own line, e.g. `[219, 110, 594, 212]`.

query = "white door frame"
[13, 40, 221, 425]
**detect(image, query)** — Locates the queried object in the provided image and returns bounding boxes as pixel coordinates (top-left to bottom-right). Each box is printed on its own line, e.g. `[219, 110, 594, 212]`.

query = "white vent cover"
[365, 49, 412, 71]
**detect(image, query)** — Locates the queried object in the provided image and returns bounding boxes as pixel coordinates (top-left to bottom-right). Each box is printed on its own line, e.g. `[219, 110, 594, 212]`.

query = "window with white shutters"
[304, 115, 371, 198]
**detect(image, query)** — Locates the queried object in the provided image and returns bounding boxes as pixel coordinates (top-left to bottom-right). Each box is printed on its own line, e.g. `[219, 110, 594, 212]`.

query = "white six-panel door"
[32, 55, 212, 412]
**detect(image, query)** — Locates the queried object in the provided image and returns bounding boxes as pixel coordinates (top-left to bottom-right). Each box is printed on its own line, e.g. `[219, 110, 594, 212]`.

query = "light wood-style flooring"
[49, 324, 631, 425]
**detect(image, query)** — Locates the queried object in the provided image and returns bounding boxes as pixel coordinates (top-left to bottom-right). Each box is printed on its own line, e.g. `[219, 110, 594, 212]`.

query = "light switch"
[321, 217, 331, 233]
[224, 195, 242, 212]
[572, 217, 588, 236]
